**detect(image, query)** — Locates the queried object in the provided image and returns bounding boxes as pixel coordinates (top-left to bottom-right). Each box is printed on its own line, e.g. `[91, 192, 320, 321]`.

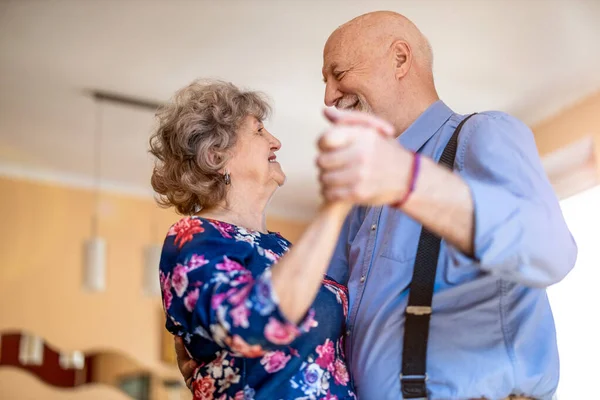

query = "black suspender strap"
[400, 113, 477, 399]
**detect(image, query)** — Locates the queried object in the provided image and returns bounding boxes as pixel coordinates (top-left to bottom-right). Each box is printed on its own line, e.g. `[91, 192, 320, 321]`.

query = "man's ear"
[391, 40, 413, 80]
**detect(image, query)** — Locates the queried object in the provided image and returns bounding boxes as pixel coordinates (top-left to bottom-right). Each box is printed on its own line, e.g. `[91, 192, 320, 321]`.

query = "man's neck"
[393, 91, 440, 137]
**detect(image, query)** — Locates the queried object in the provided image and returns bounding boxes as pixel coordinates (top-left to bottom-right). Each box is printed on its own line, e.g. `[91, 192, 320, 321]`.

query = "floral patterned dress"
[159, 216, 356, 400]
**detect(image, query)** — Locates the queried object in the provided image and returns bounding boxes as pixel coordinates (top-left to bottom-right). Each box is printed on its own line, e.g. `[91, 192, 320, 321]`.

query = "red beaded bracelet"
[391, 152, 421, 208]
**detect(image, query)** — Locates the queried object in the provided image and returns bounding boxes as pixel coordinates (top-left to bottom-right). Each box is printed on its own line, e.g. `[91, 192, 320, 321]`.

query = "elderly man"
[176, 11, 576, 400]
[316, 10, 576, 400]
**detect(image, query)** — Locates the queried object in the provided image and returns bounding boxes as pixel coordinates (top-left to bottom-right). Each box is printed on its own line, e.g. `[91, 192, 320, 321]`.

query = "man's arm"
[430, 112, 576, 287]
[317, 108, 474, 253]
[400, 151, 475, 255]
[318, 109, 577, 287]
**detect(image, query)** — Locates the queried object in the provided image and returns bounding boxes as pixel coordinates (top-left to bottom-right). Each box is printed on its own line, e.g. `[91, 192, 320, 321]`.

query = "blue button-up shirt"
[327, 101, 577, 399]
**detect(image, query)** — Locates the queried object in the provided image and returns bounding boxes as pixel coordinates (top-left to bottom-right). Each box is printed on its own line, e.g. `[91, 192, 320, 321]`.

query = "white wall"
[549, 185, 600, 398]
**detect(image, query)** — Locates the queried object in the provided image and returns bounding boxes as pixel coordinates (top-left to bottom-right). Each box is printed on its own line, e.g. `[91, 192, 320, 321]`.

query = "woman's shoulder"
[162, 216, 292, 266]
[164, 216, 249, 255]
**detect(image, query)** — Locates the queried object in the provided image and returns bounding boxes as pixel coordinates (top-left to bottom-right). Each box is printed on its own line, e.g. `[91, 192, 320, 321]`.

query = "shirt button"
[360, 275, 366, 283]
[371, 224, 377, 231]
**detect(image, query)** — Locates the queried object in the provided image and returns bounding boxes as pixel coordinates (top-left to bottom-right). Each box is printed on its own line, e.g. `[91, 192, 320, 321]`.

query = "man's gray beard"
[357, 100, 372, 113]
[341, 99, 371, 113]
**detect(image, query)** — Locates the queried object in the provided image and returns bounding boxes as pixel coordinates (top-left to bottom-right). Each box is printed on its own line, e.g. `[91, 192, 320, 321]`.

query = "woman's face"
[226, 115, 285, 191]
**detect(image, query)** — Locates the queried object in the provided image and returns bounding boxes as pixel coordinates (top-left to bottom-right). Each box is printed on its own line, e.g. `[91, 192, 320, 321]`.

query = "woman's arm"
[270, 202, 351, 323]
[162, 205, 351, 356]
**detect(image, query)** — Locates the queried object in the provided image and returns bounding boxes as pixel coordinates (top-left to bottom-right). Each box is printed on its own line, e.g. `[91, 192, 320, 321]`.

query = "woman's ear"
[213, 149, 235, 175]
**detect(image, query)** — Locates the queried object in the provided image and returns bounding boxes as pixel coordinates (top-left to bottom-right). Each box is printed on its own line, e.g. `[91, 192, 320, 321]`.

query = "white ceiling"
[1, 0, 599, 219]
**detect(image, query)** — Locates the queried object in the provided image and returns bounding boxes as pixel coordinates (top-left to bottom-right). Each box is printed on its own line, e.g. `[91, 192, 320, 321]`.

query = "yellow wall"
[532, 90, 600, 160]
[0, 176, 307, 398]
[0, 176, 175, 372]
[265, 215, 307, 243]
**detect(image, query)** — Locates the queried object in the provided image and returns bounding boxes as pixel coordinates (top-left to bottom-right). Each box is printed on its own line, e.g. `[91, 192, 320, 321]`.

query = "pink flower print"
[226, 335, 265, 358]
[211, 288, 236, 310]
[216, 256, 245, 273]
[159, 271, 171, 292]
[233, 390, 245, 400]
[188, 254, 209, 270]
[209, 220, 234, 239]
[320, 391, 339, 400]
[324, 279, 349, 318]
[315, 339, 335, 371]
[264, 318, 299, 345]
[288, 347, 300, 357]
[231, 272, 253, 286]
[159, 271, 172, 310]
[169, 217, 204, 248]
[333, 359, 349, 386]
[171, 264, 189, 297]
[299, 308, 319, 332]
[260, 351, 291, 373]
[184, 288, 200, 312]
[230, 304, 250, 328]
[192, 375, 216, 400]
[162, 287, 173, 311]
[340, 293, 349, 318]
[227, 284, 252, 307]
[337, 337, 346, 359]
[263, 248, 280, 263]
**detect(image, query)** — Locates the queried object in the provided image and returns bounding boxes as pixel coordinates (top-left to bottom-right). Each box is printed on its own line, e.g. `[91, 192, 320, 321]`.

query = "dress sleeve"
[159, 218, 318, 358]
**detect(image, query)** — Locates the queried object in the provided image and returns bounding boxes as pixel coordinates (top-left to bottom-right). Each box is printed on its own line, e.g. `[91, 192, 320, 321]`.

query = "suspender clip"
[405, 306, 432, 316]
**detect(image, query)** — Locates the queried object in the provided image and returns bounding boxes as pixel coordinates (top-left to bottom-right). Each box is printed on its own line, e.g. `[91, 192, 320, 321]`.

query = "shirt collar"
[397, 100, 454, 152]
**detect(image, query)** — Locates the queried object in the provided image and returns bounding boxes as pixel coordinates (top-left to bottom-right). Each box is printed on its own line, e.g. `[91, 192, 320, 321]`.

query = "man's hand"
[174, 336, 197, 391]
[317, 108, 475, 256]
[317, 108, 414, 205]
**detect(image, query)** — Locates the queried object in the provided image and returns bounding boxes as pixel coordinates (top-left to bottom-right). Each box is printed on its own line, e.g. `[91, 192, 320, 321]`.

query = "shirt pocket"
[376, 254, 415, 294]
[380, 213, 420, 262]
[381, 224, 481, 286]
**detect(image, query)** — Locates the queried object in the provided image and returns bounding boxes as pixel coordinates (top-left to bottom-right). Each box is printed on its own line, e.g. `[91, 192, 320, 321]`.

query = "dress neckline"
[192, 215, 281, 237]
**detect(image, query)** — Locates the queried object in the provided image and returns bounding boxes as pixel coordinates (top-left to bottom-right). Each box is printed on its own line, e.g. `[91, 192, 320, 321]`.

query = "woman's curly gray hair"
[149, 79, 271, 215]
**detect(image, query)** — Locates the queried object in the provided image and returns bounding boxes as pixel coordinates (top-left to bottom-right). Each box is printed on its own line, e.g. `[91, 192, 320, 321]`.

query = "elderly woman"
[150, 80, 356, 400]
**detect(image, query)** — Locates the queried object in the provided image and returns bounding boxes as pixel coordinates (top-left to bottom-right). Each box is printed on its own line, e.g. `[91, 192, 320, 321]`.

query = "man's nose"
[324, 81, 342, 107]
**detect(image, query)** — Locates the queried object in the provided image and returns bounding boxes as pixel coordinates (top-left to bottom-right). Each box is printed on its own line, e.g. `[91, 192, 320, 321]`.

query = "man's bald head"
[327, 11, 433, 73]
[322, 11, 439, 134]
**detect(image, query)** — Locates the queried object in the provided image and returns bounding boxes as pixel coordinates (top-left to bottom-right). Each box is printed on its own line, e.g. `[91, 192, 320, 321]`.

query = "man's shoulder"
[460, 110, 529, 130]
[450, 110, 533, 145]
[452, 109, 538, 166]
